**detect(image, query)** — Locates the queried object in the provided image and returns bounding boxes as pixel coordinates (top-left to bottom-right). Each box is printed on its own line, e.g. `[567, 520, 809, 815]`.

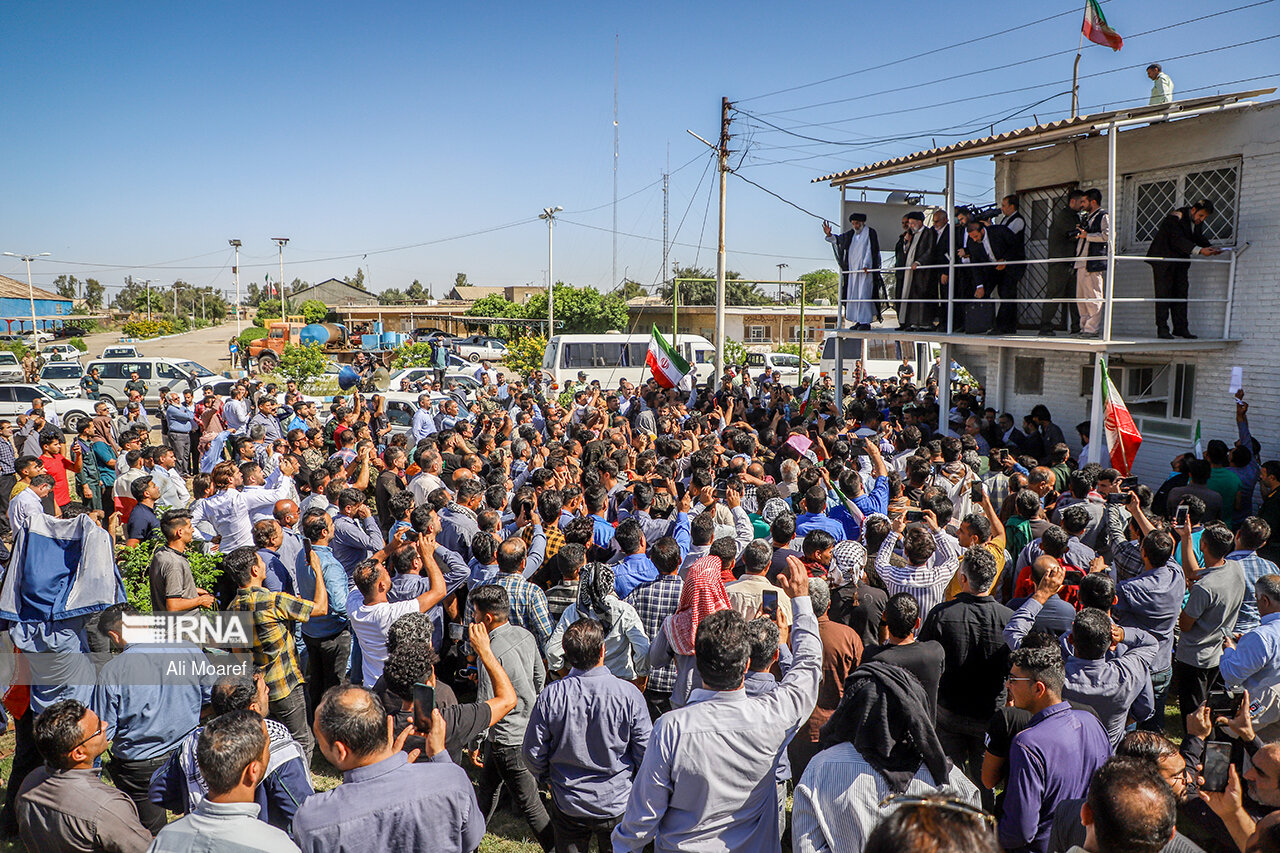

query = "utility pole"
[2, 252, 50, 342]
[612, 34, 619, 307]
[272, 238, 290, 318]
[714, 96, 731, 375]
[539, 206, 561, 337]
[144, 280, 152, 321]
[662, 155, 670, 299]
[229, 240, 242, 336]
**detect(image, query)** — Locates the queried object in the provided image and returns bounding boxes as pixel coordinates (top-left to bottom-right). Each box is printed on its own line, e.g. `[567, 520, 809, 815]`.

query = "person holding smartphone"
[1176, 522, 1246, 718]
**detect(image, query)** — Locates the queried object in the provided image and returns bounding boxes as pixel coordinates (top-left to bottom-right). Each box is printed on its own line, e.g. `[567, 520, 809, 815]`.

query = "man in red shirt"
[39, 432, 80, 514]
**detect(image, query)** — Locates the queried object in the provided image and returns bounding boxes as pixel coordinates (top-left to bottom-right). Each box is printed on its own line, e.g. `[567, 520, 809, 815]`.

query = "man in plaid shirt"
[626, 537, 684, 718]
[493, 538, 553, 653]
[225, 545, 328, 760]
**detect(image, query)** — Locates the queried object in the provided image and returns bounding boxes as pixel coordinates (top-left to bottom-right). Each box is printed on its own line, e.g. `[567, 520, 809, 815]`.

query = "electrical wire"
[750, 1, 1278, 120]
[736, 3, 1092, 104]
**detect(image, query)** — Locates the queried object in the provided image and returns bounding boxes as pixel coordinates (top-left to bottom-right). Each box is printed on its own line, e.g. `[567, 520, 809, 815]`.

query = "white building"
[815, 89, 1277, 484]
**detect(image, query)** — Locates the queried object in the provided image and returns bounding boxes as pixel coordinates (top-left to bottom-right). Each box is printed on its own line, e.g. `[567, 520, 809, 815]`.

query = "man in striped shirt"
[873, 509, 962, 619]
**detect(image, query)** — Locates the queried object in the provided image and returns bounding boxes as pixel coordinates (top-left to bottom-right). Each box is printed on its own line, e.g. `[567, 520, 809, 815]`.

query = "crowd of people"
[2, 351, 1280, 853]
[826, 191, 1223, 340]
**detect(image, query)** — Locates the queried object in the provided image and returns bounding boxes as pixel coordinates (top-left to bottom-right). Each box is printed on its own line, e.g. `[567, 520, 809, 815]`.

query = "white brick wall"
[974, 101, 1280, 487]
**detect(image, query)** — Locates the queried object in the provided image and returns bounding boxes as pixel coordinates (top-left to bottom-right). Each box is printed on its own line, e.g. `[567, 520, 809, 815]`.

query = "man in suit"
[1039, 190, 1085, 336]
[924, 209, 951, 329]
[892, 214, 912, 314]
[823, 213, 884, 331]
[959, 220, 1022, 334]
[898, 212, 938, 331]
[1145, 199, 1222, 339]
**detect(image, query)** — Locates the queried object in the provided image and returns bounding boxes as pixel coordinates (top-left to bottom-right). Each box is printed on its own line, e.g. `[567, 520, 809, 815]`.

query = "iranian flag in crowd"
[1082, 0, 1123, 51]
[1101, 358, 1142, 474]
[646, 325, 691, 389]
[799, 380, 814, 416]
[1194, 420, 1203, 458]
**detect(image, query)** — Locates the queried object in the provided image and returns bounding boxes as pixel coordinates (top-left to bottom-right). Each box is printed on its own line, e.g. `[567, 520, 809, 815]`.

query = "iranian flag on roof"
[1101, 358, 1142, 475]
[1082, 0, 1123, 51]
[646, 325, 691, 389]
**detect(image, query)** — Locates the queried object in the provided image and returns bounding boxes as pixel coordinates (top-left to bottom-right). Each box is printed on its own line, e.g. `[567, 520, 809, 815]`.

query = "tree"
[277, 342, 329, 386]
[378, 288, 407, 305]
[657, 263, 769, 307]
[255, 299, 282, 326]
[344, 268, 366, 290]
[406, 280, 426, 302]
[798, 269, 839, 305]
[52, 275, 81, 299]
[299, 299, 328, 324]
[111, 276, 154, 313]
[454, 273, 469, 288]
[392, 342, 435, 369]
[465, 295, 524, 337]
[245, 283, 263, 307]
[614, 279, 646, 301]
[288, 278, 311, 296]
[502, 335, 547, 377]
[524, 285, 628, 334]
[84, 279, 105, 311]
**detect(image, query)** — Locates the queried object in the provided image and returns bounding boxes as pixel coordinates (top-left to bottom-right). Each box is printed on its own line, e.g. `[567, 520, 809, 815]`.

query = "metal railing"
[834, 248, 1244, 341]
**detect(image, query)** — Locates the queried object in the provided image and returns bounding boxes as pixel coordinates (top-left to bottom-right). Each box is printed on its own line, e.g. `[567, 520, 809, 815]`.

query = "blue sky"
[2, 0, 1277, 301]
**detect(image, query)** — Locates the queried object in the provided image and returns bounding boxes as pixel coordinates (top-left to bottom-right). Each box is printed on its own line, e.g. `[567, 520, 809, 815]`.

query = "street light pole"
[143, 280, 153, 322]
[229, 240, 242, 335]
[538, 207, 561, 337]
[272, 238, 290, 318]
[2, 252, 50, 342]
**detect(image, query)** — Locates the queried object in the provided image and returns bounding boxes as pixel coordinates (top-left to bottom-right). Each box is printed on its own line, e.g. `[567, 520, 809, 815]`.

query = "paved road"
[80, 321, 240, 376]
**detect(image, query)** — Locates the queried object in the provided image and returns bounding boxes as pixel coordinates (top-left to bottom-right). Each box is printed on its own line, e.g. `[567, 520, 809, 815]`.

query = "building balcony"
[832, 251, 1244, 354]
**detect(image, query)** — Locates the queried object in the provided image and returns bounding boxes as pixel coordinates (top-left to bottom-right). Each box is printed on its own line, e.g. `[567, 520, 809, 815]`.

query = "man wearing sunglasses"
[16, 699, 153, 853]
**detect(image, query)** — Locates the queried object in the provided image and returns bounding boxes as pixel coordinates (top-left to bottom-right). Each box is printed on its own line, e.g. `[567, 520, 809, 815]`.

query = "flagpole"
[1072, 0, 1087, 117]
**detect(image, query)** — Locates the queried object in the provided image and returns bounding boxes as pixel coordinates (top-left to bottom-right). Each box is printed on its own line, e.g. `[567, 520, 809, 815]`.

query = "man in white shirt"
[1147, 63, 1174, 105]
[222, 385, 251, 435]
[153, 445, 190, 508]
[191, 458, 298, 551]
[408, 449, 447, 505]
[346, 536, 446, 687]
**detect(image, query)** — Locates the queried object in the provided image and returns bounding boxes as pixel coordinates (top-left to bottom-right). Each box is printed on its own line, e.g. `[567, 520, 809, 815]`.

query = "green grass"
[0, 728, 542, 852]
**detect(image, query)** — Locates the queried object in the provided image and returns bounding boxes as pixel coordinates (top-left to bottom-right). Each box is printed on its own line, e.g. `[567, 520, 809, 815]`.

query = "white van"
[818, 336, 936, 385]
[542, 333, 715, 388]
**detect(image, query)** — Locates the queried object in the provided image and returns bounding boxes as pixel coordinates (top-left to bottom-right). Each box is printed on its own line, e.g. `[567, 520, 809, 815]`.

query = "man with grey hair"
[790, 577, 862, 780]
[726, 539, 791, 627]
[1220, 573, 1280, 694]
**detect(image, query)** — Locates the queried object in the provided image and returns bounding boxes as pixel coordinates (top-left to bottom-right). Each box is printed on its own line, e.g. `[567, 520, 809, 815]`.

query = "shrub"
[238, 327, 268, 349]
[69, 337, 87, 351]
[278, 342, 329, 385]
[300, 299, 328, 325]
[392, 342, 435, 369]
[122, 319, 176, 339]
[501, 335, 547, 378]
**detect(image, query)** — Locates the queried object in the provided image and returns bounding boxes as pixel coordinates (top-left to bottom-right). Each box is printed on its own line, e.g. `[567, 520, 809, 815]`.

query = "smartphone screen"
[970, 482, 984, 503]
[1175, 505, 1190, 526]
[1202, 742, 1232, 793]
[761, 590, 778, 618]
[412, 682, 435, 733]
[905, 509, 924, 523]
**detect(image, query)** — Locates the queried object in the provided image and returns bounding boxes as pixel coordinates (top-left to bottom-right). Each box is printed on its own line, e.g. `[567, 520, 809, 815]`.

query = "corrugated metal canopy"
[813, 89, 1275, 186]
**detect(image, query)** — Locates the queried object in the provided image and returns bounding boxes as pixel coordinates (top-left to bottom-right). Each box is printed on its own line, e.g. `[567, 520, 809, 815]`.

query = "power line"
[557, 218, 830, 263]
[752, 1, 1277, 119]
[736, 3, 1091, 104]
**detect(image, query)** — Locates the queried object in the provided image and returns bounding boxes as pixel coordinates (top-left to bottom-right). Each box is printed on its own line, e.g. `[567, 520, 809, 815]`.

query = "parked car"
[38, 362, 86, 396]
[381, 391, 456, 438]
[40, 343, 82, 362]
[454, 335, 508, 363]
[102, 345, 141, 359]
[412, 328, 450, 342]
[0, 383, 107, 435]
[83, 357, 218, 408]
[0, 351, 22, 383]
[744, 351, 818, 383]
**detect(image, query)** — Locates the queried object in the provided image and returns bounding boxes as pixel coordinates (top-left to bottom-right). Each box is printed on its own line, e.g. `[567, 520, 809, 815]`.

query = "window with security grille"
[1124, 158, 1240, 250]
[1080, 360, 1197, 440]
[747, 325, 767, 342]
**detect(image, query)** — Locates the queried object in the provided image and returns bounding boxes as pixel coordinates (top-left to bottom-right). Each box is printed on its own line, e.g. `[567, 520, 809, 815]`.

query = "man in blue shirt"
[295, 685, 484, 853]
[93, 603, 214, 835]
[794, 486, 847, 541]
[410, 394, 437, 442]
[523, 618, 651, 852]
[1221, 573, 1280, 694]
[586, 484, 616, 559]
[611, 518, 658, 599]
[300, 510, 351, 712]
[998, 643, 1110, 853]
[1231, 516, 1278, 632]
[163, 392, 196, 477]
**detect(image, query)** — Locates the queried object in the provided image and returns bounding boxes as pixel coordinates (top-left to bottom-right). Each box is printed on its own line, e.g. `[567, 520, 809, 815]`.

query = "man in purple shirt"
[523, 617, 651, 852]
[999, 643, 1111, 853]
